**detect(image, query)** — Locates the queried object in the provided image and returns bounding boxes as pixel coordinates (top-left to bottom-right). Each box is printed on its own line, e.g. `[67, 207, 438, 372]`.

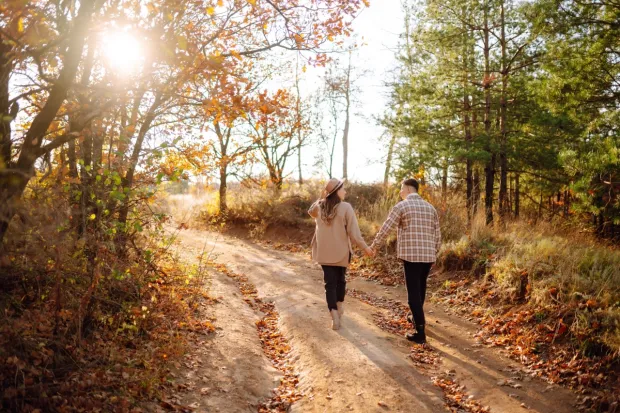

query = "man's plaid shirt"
[371, 193, 441, 263]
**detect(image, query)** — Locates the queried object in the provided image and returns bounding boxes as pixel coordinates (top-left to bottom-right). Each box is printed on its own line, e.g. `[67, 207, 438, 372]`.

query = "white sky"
[282, 0, 404, 184]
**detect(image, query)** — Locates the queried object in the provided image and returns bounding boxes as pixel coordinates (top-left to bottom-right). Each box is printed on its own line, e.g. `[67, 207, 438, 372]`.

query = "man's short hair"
[402, 178, 419, 191]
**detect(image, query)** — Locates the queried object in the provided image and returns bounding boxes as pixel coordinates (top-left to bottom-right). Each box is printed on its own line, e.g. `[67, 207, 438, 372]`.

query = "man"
[370, 178, 441, 344]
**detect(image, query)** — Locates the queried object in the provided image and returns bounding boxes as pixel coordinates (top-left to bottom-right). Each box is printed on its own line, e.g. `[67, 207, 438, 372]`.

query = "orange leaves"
[432, 376, 491, 413]
[230, 49, 242, 60]
[293, 33, 305, 45]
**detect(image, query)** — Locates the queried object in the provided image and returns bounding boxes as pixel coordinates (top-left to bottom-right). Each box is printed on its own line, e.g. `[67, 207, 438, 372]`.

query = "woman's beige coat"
[309, 201, 369, 267]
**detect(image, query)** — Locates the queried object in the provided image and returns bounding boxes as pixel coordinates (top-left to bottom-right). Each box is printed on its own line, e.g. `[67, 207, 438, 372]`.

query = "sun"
[101, 30, 143, 76]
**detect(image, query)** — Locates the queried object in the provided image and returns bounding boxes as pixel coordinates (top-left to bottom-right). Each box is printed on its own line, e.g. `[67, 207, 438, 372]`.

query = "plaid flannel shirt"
[371, 193, 441, 263]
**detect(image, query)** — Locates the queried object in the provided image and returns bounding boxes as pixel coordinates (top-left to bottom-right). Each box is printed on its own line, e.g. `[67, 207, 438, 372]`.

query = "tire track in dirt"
[209, 261, 303, 412]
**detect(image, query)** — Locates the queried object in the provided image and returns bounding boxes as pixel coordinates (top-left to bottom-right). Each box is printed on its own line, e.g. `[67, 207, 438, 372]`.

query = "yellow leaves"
[89, 214, 96, 220]
[327, 35, 334, 42]
[217, 0, 224, 6]
[206, 6, 215, 15]
[302, 65, 307, 73]
[363, 0, 370, 6]
[247, 0, 256, 4]
[177, 35, 188, 50]
[230, 50, 242, 61]
[17, 17, 24, 33]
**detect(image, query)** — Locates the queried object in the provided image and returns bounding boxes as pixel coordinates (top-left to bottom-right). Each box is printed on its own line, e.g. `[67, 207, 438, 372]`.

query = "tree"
[247, 89, 298, 190]
[0, 0, 369, 246]
[324, 49, 366, 180]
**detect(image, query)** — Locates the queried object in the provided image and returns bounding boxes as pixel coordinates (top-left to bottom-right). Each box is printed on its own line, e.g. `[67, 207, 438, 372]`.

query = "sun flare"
[101, 30, 143, 75]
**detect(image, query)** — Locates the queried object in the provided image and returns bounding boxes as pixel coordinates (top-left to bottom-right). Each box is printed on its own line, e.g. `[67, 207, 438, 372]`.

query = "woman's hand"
[364, 247, 375, 257]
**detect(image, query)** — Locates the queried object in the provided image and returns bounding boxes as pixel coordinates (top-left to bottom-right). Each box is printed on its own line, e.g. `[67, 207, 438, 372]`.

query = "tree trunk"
[483, 1, 495, 225]
[384, 133, 396, 188]
[462, 12, 474, 222]
[295, 60, 304, 186]
[441, 159, 448, 202]
[514, 173, 520, 218]
[117, 93, 163, 241]
[219, 164, 227, 214]
[498, 0, 509, 221]
[0, 41, 12, 171]
[473, 167, 481, 213]
[342, 52, 352, 181]
[0, 0, 96, 245]
[342, 97, 349, 180]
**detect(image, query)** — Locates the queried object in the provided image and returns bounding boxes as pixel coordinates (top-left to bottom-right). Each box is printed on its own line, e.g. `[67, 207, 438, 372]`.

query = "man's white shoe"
[330, 309, 341, 330]
[337, 301, 344, 318]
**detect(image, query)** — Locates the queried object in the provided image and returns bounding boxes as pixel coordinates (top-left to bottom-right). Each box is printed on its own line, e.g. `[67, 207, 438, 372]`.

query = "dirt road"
[170, 227, 578, 413]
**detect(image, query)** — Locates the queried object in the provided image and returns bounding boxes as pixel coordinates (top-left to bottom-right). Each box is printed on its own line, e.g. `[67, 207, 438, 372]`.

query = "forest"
[0, 0, 618, 412]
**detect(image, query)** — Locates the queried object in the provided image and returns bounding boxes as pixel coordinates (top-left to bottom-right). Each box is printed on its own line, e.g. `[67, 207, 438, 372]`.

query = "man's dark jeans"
[403, 261, 432, 327]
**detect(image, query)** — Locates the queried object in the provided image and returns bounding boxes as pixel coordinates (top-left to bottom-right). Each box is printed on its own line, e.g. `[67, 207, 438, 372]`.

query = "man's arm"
[371, 205, 401, 249]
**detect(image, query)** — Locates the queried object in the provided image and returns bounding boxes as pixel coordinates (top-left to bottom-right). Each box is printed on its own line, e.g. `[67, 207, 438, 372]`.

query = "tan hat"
[323, 178, 344, 198]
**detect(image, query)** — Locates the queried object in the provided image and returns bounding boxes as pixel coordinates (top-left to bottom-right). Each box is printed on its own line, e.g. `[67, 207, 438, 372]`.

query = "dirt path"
[171, 228, 579, 413]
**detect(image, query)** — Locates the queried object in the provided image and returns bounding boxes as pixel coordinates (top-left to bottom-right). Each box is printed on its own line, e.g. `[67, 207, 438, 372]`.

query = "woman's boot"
[330, 309, 341, 330]
[337, 301, 344, 318]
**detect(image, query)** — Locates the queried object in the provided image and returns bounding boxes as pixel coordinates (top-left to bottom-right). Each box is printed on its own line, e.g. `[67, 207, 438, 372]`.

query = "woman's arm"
[308, 200, 320, 218]
[345, 204, 370, 251]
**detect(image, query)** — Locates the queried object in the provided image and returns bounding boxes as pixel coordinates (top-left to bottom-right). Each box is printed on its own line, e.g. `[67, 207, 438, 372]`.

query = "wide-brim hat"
[324, 178, 344, 198]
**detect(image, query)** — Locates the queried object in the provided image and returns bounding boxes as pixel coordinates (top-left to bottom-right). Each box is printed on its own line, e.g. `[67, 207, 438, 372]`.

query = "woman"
[308, 178, 373, 330]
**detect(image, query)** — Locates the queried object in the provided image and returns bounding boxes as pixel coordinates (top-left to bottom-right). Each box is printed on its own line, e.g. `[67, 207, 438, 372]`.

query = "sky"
[291, 0, 405, 184]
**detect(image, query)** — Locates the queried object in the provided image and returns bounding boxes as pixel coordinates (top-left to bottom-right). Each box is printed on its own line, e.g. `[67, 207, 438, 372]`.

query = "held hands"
[364, 246, 376, 257]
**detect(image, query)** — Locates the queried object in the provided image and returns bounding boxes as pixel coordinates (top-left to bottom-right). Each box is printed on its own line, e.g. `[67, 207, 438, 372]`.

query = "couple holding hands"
[309, 178, 441, 345]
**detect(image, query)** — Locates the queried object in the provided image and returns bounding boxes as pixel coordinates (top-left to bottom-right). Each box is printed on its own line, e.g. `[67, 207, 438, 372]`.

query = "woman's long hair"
[319, 190, 341, 225]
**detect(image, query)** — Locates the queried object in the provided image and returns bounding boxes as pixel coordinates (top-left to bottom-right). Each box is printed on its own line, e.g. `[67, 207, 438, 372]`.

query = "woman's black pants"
[321, 265, 347, 311]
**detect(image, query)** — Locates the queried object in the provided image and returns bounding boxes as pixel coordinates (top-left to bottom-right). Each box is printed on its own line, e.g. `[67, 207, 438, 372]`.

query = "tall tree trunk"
[514, 173, 520, 218]
[473, 167, 481, 213]
[215, 122, 229, 214]
[342, 52, 352, 180]
[498, 0, 509, 221]
[0, 0, 96, 245]
[384, 133, 396, 188]
[0, 42, 12, 172]
[441, 159, 448, 202]
[462, 11, 474, 222]
[219, 164, 227, 214]
[483, 1, 495, 225]
[117, 93, 163, 241]
[295, 58, 304, 186]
